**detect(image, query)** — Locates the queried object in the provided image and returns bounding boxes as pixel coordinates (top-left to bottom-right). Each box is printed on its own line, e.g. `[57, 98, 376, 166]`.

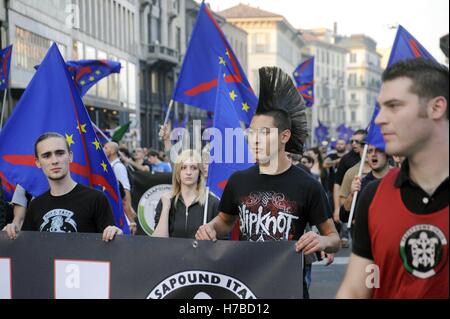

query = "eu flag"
[172, 1, 257, 126]
[388, 25, 437, 66]
[336, 124, 354, 143]
[0, 44, 129, 233]
[314, 120, 329, 143]
[207, 67, 254, 198]
[66, 59, 121, 97]
[0, 45, 12, 91]
[366, 105, 385, 151]
[293, 57, 314, 107]
[366, 25, 436, 151]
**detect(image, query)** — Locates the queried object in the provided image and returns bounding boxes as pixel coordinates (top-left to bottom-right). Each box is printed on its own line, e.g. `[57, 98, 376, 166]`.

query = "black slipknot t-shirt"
[219, 165, 331, 241]
[23, 184, 115, 233]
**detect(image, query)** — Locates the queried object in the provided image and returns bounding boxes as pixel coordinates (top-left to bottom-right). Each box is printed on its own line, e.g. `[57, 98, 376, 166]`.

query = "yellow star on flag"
[89, 76, 95, 81]
[77, 123, 87, 134]
[101, 161, 108, 172]
[219, 56, 226, 66]
[242, 102, 250, 112]
[95, 70, 101, 75]
[65, 134, 75, 147]
[92, 139, 101, 150]
[80, 80, 86, 85]
[229, 90, 237, 102]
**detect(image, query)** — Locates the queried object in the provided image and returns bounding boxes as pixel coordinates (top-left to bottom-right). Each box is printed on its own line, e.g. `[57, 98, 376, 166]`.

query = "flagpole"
[203, 187, 210, 225]
[347, 143, 369, 228]
[0, 89, 8, 129]
[163, 100, 174, 126]
[92, 121, 112, 142]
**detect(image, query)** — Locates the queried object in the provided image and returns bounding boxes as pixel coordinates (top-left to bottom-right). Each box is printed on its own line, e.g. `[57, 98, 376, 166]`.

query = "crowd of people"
[0, 58, 448, 299]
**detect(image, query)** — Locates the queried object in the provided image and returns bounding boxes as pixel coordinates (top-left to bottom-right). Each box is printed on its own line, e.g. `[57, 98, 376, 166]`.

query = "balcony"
[144, 43, 180, 67]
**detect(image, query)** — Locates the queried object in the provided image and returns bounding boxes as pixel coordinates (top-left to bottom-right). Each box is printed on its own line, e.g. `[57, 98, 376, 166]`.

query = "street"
[310, 242, 351, 299]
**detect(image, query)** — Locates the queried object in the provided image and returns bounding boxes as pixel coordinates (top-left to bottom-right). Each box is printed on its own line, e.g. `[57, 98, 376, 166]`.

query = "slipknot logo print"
[239, 192, 299, 241]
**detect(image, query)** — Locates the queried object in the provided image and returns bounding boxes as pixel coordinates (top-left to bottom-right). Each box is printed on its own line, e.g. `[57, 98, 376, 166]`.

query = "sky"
[199, 0, 449, 64]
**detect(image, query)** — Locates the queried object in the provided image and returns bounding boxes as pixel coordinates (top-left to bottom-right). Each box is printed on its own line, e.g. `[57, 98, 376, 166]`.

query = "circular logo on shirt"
[399, 224, 448, 279]
[39, 209, 77, 233]
[137, 184, 172, 236]
[147, 270, 257, 299]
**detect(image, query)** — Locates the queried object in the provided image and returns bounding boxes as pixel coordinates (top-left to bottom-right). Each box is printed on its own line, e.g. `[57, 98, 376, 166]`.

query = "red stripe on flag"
[75, 66, 93, 81]
[91, 174, 119, 203]
[218, 179, 228, 190]
[3, 155, 35, 166]
[0, 172, 16, 193]
[409, 39, 422, 58]
[299, 59, 312, 73]
[185, 79, 218, 96]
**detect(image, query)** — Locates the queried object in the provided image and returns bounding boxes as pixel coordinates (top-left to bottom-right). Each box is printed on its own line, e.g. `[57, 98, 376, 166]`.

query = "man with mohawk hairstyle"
[196, 67, 341, 298]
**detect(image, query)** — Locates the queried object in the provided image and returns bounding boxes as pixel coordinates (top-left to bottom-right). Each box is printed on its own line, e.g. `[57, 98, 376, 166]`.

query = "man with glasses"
[195, 67, 340, 298]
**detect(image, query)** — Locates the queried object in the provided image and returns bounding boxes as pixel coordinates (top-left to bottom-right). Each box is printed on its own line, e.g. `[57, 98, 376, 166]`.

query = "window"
[149, 5, 161, 44]
[253, 33, 268, 53]
[108, 55, 119, 100]
[85, 46, 97, 96]
[351, 111, 356, 122]
[174, 0, 180, 14]
[351, 93, 356, 101]
[151, 71, 158, 95]
[119, 59, 128, 104]
[348, 73, 357, 87]
[350, 53, 357, 63]
[14, 27, 67, 71]
[176, 27, 181, 53]
[128, 62, 136, 110]
[97, 50, 108, 98]
[72, 41, 84, 60]
[90, 0, 96, 36]
[105, 0, 110, 43]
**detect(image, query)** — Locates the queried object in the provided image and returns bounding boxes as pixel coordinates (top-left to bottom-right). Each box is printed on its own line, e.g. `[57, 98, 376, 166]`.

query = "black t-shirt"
[23, 184, 115, 233]
[154, 193, 220, 239]
[325, 153, 343, 192]
[353, 161, 449, 260]
[219, 165, 331, 241]
[334, 151, 360, 186]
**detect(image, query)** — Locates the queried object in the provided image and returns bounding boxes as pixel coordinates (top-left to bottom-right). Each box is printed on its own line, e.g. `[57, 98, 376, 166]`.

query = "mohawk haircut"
[256, 67, 309, 154]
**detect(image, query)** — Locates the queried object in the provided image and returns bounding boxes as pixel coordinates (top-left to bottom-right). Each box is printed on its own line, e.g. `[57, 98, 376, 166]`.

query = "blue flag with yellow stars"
[293, 57, 314, 107]
[0, 45, 12, 91]
[366, 25, 436, 152]
[336, 124, 354, 143]
[66, 59, 121, 97]
[388, 25, 437, 65]
[207, 67, 254, 198]
[314, 120, 329, 143]
[172, 1, 257, 126]
[0, 44, 129, 233]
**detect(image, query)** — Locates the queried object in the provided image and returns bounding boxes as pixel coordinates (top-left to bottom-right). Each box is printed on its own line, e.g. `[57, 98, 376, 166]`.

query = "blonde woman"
[152, 150, 220, 238]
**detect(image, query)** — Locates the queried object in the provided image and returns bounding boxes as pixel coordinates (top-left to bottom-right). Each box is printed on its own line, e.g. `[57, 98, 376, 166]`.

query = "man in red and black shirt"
[337, 58, 449, 299]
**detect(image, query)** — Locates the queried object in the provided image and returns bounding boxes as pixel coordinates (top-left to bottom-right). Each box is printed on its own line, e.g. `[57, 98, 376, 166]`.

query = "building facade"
[139, 0, 187, 148]
[218, 4, 305, 93]
[2, 0, 140, 147]
[301, 28, 348, 145]
[336, 34, 382, 129]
